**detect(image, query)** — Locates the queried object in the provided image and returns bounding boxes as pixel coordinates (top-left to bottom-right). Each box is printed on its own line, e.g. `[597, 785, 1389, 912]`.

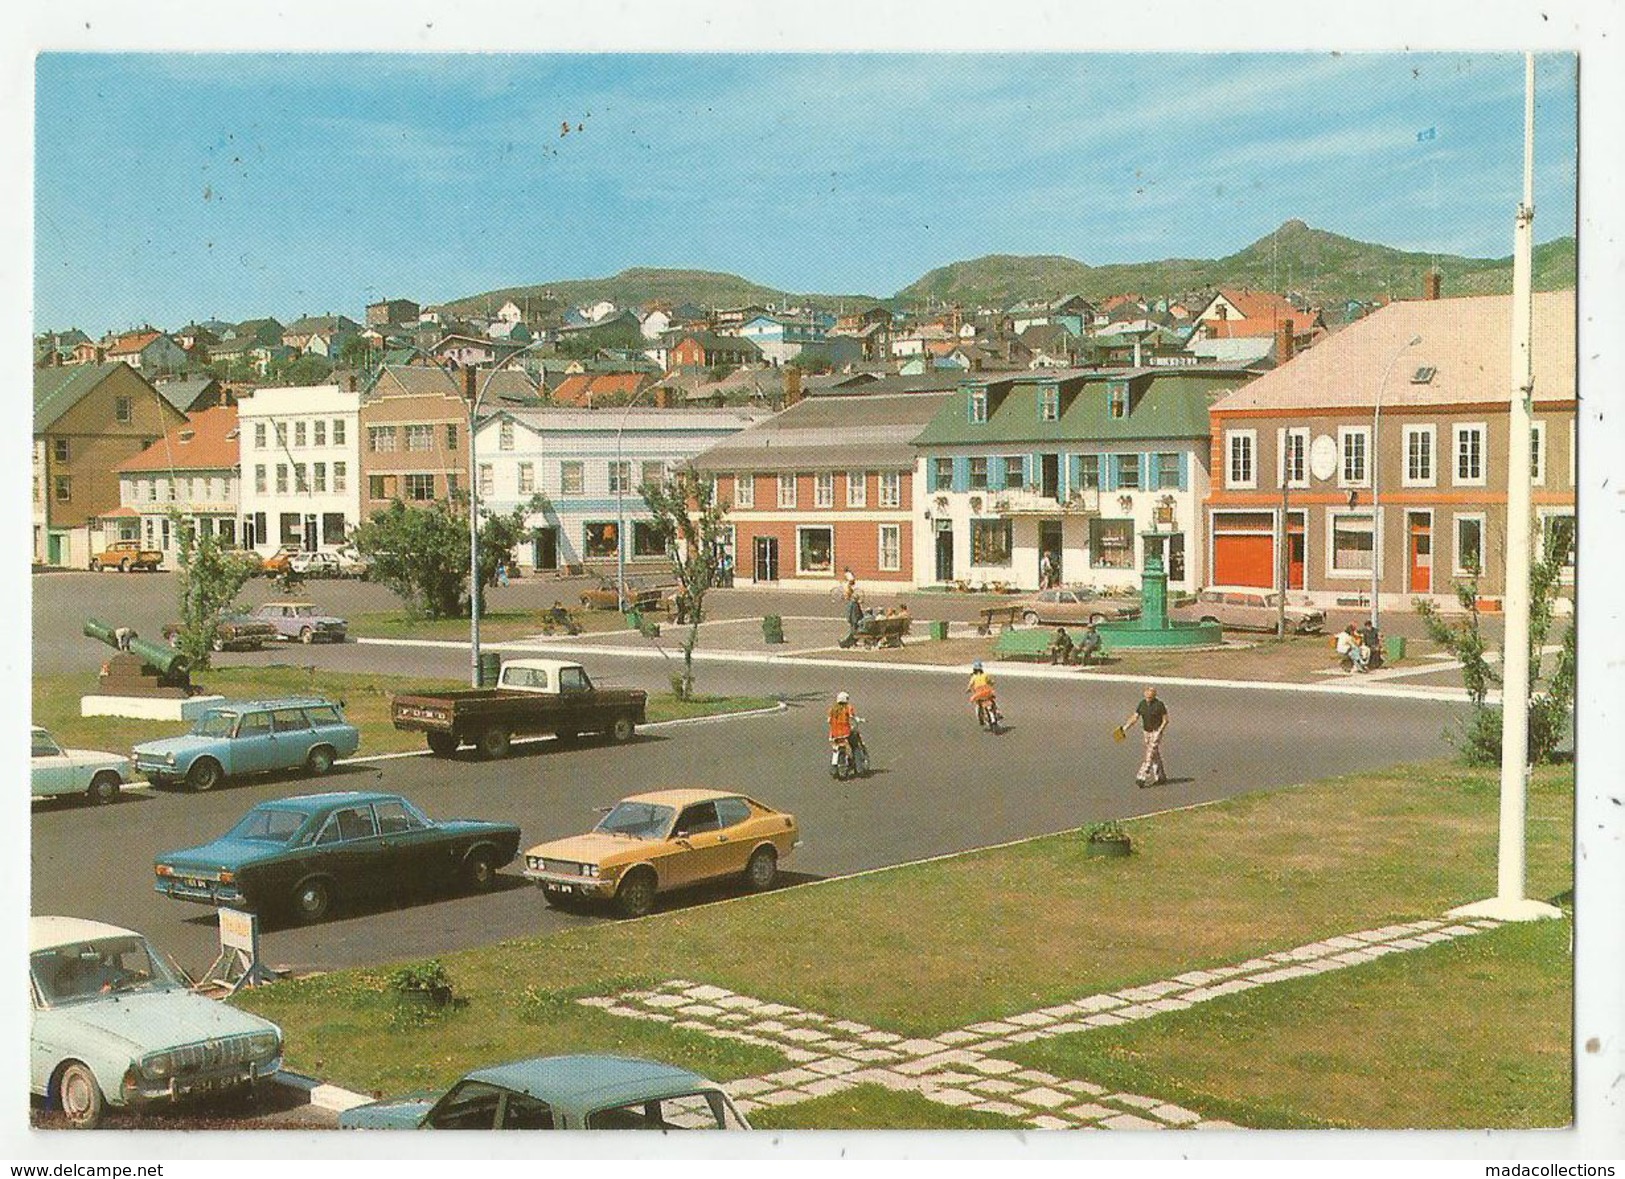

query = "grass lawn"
[33, 667, 779, 761]
[1000, 917, 1572, 1130]
[348, 609, 629, 641]
[234, 760, 1572, 1127]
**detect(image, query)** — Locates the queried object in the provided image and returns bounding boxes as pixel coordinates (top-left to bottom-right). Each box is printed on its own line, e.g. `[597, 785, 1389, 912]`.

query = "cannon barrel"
[128, 636, 188, 678]
[83, 618, 120, 648]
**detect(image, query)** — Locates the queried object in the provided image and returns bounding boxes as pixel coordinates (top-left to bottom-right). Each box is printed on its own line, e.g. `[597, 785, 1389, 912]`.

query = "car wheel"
[299, 626, 314, 644]
[56, 1061, 105, 1129]
[1090, 612, 1106, 625]
[292, 876, 333, 923]
[88, 559, 101, 572]
[186, 758, 223, 792]
[614, 868, 657, 918]
[744, 846, 778, 892]
[461, 848, 498, 893]
[608, 714, 636, 743]
[305, 745, 335, 776]
[1200, 615, 1220, 626]
[477, 726, 511, 759]
[426, 732, 458, 757]
[119, 558, 131, 572]
[1022, 610, 1039, 626]
[86, 772, 121, 806]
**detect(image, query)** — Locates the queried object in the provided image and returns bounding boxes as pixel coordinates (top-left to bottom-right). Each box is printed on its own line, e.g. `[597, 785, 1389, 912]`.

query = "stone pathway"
[580, 914, 1504, 1130]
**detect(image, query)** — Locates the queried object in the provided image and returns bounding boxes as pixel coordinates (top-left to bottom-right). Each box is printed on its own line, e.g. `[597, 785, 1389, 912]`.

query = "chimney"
[784, 367, 803, 407]
[1132, 336, 1143, 369]
[347, 374, 357, 392]
[1275, 320, 1294, 364]
[1424, 270, 1442, 301]
[464, 364, 479, 403]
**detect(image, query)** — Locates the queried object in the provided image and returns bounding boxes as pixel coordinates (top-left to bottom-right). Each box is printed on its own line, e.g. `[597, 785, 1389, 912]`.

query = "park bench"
[976, 605, 1023, 635]
[994, 626, 1105, 665]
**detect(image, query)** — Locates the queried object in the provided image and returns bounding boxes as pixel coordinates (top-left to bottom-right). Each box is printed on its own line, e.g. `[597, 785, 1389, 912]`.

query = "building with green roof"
[910, 366, 1255, 591]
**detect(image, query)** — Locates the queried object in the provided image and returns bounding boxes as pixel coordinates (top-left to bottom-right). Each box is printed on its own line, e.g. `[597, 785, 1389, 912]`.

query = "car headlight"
[526, 855, 541, 870]
[580, 864, 598, 878]
[156, 863, 174, 877]
[165, 752, 177, 765]
[140, 1051, 174, 1080]
[219, 870, 235, 885]
[247, 1031, 281, 1062]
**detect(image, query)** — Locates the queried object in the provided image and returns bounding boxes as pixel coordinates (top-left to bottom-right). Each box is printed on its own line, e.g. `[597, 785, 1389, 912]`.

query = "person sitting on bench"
[1049, 626, 1075, 665]
[1077, 623, 1103, 665]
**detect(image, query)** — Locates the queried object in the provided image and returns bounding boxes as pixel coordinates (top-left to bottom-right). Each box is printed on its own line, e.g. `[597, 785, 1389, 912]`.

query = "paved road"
[32, 642, 1463, 976]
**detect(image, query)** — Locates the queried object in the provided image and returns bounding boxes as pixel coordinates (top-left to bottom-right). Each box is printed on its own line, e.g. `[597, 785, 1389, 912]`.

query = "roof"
[1209, 290, 1577, 415]
[117, 405, 240, 474]
[691, 392, 950, 472]
[252, 790, 400, 812]
[107, 329, 164, 355]
[464, 1055, 718, 1110]
[495, 407, 762, 435]
[150, 376, 221, 415]
[205, 697, 341, 713]
[621, 787, 752, 807]
[551, 372, 655, 407]
[912, 367, 1256, 448]
[34, 362, 154, 433]
[31, 916, 141, 953]
[803, 372, 965, 398]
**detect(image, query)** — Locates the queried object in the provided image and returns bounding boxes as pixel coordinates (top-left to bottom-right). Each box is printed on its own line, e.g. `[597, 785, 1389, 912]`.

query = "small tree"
[641, 468, 729, 698]
[354, 494, 547, 620]
[171, 518, 258, 669]
[1415, 526, 1576, 765]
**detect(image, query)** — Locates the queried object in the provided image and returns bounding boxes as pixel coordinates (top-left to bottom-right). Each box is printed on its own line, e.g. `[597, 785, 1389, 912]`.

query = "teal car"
[132, 698, 360, 792]
[339, 1055, 751, 1130]
[30, 916, 283, 1128]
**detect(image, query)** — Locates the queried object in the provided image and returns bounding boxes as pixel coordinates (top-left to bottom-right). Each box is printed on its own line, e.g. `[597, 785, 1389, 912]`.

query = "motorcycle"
[973, 694, 1004, 735]
[829, 726, 871, 780]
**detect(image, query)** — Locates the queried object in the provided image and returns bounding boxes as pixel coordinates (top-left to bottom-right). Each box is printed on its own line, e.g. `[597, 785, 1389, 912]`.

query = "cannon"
[84, 618, 193, 697]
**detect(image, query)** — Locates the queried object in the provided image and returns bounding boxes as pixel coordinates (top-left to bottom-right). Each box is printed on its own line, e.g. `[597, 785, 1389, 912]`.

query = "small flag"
[1416, 127, 1437, 142]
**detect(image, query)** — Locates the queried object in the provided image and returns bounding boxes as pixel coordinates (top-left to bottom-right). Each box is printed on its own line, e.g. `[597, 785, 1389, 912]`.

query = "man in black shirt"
[1122, 686, 1169, 787]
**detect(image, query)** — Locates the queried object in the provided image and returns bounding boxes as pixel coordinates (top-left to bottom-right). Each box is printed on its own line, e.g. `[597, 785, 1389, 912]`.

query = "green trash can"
[762, 614, 785, 644]
[624, 609, 643, 630]
[929, 620, 950, 641]
[478, 651, 502, 687]
[1384, 635, 1406, 664]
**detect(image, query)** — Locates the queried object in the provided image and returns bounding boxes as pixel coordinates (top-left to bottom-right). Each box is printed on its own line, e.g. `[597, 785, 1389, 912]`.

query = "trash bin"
[762, 614, 785, 644]
[1384, 635, 1406, 664]
[929, 620, 950, 641]
[624, 609, 643, 631]
[478, 651, 502, 687]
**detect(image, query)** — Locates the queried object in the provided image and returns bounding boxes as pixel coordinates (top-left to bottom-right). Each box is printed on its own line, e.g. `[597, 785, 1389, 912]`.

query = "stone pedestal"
[81, 694, 227, 722]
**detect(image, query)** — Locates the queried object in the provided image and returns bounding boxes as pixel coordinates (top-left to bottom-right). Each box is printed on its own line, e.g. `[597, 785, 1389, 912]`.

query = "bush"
[386, 959, 454, 1005]
[1451, 698, 1574, 767]
[1083, 820, 1131, 845]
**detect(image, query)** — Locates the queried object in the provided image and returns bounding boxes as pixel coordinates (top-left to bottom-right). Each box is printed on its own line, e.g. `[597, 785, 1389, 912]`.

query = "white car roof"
[502, 658, 584, 675]
[30, 915, 141, 953]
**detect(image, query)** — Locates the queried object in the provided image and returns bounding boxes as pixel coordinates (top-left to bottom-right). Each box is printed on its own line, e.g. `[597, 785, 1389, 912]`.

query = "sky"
[33, 51, 1578, 336]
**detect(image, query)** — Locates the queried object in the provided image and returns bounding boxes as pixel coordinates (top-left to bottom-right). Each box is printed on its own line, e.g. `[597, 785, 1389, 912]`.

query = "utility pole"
[1276, 470, 1289, 641]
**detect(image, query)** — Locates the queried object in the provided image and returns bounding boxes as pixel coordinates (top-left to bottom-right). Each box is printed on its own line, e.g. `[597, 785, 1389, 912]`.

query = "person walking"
[1121, 686, 1169, 787]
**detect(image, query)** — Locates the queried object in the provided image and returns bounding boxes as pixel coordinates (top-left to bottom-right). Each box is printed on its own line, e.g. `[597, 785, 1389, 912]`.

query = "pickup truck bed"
[393, 686, 648, 760]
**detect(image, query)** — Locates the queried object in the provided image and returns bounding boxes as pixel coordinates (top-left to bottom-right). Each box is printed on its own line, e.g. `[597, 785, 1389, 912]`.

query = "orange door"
[1213, 534, 1274, 588]
[1409, 515, 1432, 593]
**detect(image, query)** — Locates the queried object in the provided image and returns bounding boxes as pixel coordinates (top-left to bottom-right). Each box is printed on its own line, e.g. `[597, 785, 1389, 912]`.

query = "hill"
[442, 267, 877, 319]
[896, 220, 1577, 309]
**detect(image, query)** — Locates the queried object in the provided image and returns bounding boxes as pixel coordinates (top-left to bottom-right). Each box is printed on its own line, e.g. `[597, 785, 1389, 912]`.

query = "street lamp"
[1370, 333, 1423, 631]
[614, 385, 657, 610]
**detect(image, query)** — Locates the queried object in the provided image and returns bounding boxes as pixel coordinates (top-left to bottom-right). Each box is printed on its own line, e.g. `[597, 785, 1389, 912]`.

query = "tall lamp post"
[614, 386, 656, 611]
[1370, 333, 1423, 631]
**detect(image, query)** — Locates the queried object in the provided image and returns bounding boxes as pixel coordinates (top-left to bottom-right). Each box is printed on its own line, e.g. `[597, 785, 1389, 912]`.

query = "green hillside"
[443, 267, 877, 318]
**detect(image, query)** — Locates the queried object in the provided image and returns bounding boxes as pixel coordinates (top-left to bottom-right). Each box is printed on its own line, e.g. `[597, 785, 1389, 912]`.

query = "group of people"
[1050, 623, 1103, 666]
[1335, 620, 1385, 674]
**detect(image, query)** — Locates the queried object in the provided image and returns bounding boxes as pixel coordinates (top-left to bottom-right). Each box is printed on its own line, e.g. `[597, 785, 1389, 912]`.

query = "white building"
[475, 407, 763, 572]
[235, 384, 362, 553]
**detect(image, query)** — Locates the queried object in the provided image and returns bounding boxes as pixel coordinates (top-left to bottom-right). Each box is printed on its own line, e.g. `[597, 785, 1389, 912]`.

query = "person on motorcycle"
[827, 691, 868, 775]
[966, 662, 1002, 730]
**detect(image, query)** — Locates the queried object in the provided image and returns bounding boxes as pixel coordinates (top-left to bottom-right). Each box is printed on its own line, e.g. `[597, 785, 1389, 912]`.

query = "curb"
[271, 1069, 374, 1113]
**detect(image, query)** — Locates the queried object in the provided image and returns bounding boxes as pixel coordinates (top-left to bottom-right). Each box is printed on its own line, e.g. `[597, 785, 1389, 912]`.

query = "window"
[333, 462, 347, 492]
[560, 461, 584, 495]
[1089, 518, 1134, 569]
[1330, 512, 1375, 573]
[374, 800, 428, 834]
[1107, 382, 1129, 419]
[969, 391, 988, 423]
[53, 439, 70, 463]
[275, 464, 288, 494]
[498, 421, 515, 451]
[367, 426, 396, 453]
[518, 463, 534, 494]
[254, 465, 267, 494]
[294, 421, 307, 447]
[332, 419, 346, 445]
[445, 423, 458, 451]
[1340, 427, 1370, 487]
[846, 471, 867, 508]
[642, 461, 664, 488]
[1453, 423, 1486, 486]
[879, 472, 901, 508]
[1403, 425, 1435, 487]
[1280, 428, 1308, 488]
[1454, 513, 1485, 575]
[314, 420, 326, 446]
[322, 513, 347, 544]
[478, 464, 494, 497]
[274, 422, 288, 446]
[368, 475, 391, 500]
[879, 524, 901, 571]
[294, 463, 308, 493]
[405, 473, 435, 501]
[313, 462, 326, 492]
[271, 708, 310, 733]
[797, 526, 834, 574]
[583, 523, 618, 558]
[279, 512, 301, 544]
[1078, 454, 1101, 490]
[1157, 452, 1181, 490]
[968, 458, 988, 490]
[115, 396, 132, 423]
[1530, 421, 1547, 486]
[1117, 454, 1141, 490]
[996, 456, 1020, 490]
[778, 474, 797, 508]
[1226, 430, 1256, 489]
[1539, 509, 1575, 578]
[1041, 386, 1060, 421]
[607, 461, 631, 494]
[933, 458, 953, 490]
[54, 475, 71, 502]
[734, 472, 754, 508]
[815, 472, 835, 507]
[254, 422, 266, 449]
[714, 797, 752, 828]
[405, 424, 434, 451]
[970, 518, 1012, 566]
[632, 522, 667, 557]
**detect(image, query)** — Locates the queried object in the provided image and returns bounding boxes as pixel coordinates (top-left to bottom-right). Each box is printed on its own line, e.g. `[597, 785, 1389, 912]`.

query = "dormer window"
[1107, 381, 1130, 419]
[1410, 366, 1437, 384]
[1040, 385, 1060, 422]
[178, 430, 196, 443]
[969, 391, 988, 424]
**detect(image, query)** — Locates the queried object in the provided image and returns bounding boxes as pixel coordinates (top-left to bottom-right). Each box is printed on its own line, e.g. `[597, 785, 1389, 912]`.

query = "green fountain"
[1093, 547, 1222, 650]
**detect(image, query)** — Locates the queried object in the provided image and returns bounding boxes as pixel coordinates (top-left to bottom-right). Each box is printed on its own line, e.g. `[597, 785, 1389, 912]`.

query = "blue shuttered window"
[989, 457, 1005, 491]
[1146, 453, 1160, 489]
[1178, 452, 1189, 490]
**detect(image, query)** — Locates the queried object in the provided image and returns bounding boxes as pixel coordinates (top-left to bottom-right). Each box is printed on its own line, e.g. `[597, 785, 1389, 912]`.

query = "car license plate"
[545, 883, 575, 895]
[186, 878, 206, 888]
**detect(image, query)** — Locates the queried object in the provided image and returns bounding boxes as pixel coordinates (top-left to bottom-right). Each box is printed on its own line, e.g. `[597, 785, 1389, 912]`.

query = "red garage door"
[1213, 533, 1276, 587]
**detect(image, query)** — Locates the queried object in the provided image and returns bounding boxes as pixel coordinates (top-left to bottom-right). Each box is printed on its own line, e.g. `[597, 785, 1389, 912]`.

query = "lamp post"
[614, 386, 656, 610]
[1370, 333, 1423, 631]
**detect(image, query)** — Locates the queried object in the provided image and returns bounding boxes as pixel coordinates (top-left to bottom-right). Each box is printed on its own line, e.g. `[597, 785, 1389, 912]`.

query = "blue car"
[133, 698, 360, 792]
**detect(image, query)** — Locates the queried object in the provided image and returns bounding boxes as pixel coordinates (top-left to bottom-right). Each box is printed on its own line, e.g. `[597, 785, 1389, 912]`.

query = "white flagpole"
[1451, 53, 1561, 923]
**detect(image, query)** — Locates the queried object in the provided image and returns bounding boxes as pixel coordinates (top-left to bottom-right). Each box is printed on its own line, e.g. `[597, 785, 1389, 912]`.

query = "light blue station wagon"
[133, 698, 360, 792]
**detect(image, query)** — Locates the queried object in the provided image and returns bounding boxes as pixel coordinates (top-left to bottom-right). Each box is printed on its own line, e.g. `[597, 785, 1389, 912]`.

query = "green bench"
[994, 626, 1103, 664]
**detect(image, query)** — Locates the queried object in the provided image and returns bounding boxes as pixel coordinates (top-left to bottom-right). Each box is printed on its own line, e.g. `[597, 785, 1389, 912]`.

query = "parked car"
[287, 551, 341, 578]
[392, 658, 647, 759]
[523, 788, 798, 918]
[246, 600, 347, 643]
[1013, 587, 1141, 626]
[1169, 586, 1327, 634]
[256, 545, 303, 577]
[339, 1055, 750, 1130]
[333, 545, 371, 580]
[31, 727, 130, 805]
[154, 790, 521, 923]
[132, 697, 360, 791]
[579, 581, 678, 613]
[30, 915, 283, 1128]
[161, 613, 279, 652]
[88, 541, 162, 573]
